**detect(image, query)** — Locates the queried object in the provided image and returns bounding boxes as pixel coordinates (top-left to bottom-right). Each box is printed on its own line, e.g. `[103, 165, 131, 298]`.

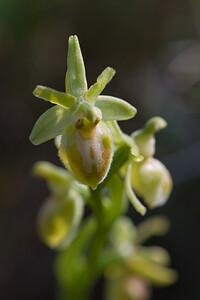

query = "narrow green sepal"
[126, 255, 177, 286]
[106, 121, 142, 160]
[32, 161, 72, 184]
[85, 67, 116, 103]
[95, 96, 137, 121]
[106, 121, 125, 144]
[139, 246, 171, 266]
[124, 158, 147, 216]
[132, 117, 167, 158]
[136, 216, 170, 245]
[144, 117, 167, 134]
[29, 105, 71, 145]
[67, 35, 87, 98]
[33, 85, 77, 111]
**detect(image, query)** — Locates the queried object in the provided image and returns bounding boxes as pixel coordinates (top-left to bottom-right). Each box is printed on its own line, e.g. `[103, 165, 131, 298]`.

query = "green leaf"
[67, 35, 87, 98]
[84, 67, 115, 103]
[29, 105, 71, 145]
[33, 85, 77, 111]
[95, 96, 137, 121]
[124, 158, 146, 216]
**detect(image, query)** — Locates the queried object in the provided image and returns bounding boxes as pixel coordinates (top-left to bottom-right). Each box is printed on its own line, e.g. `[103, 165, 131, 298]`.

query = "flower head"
[32, 161, 85, 248]
[30, 35, 136, 189]
[131, 117, 173, 208]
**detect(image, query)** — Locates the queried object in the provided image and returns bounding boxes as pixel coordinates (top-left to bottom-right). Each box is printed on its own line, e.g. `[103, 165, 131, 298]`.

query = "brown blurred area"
[0, 0, 200, 299]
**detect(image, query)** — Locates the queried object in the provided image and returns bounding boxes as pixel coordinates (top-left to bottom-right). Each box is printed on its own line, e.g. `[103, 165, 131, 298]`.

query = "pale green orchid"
[30, 35, 136, 189]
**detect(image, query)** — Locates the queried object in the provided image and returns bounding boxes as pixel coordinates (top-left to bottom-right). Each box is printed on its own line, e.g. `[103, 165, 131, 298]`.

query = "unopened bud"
[131, 157, 172, 208]
[132, 117, 167, 158]
[37, 190, 83, 248]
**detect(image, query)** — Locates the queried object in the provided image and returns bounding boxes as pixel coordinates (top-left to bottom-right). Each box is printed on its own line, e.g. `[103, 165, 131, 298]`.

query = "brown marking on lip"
[59, 123, 113, 189]
[102, 150, 108, 161]
[102, 135, 111, 161]
[90, 146, 95, 160]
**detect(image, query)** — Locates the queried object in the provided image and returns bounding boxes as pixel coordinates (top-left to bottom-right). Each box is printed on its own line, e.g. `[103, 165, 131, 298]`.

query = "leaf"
[33, 85, 77, 111]
[29, 105, 71, 145]
[84, 67, 115, 103]
[67, 35, 88, 98]
[95, 95, 137, 121]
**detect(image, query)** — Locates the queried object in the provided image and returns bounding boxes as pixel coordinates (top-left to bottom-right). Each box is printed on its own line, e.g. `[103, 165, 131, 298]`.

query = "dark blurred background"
[0, 0, 200, 299]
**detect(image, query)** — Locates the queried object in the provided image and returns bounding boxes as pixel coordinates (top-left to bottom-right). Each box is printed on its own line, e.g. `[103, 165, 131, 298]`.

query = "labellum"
[59, 103, 113, 189]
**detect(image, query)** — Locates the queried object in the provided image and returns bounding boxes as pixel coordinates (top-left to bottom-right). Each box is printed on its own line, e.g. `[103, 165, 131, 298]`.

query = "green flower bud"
[132, 117, 167, 158]
[130, 157, 172, 208]
[37, 190, 83, 249]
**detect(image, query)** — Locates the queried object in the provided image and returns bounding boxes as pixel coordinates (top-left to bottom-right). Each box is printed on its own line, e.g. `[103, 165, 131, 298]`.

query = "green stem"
[58, 145, 132, 300]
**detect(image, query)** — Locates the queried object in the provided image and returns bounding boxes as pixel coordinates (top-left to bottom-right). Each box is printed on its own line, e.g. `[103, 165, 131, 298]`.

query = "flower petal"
[96, 96, 137, 121]
[33, 85, 77, 111]
[85, 67, 115, 103]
